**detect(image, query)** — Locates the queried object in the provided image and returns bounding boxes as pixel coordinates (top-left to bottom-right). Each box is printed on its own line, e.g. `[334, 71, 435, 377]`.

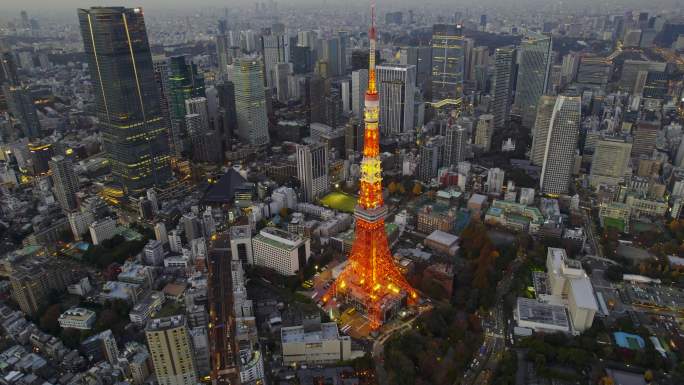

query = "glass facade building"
[78, 7, 171, 194]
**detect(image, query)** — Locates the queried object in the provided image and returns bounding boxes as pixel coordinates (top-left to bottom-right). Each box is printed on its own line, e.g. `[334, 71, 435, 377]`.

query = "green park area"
[320, 191, 357, 213]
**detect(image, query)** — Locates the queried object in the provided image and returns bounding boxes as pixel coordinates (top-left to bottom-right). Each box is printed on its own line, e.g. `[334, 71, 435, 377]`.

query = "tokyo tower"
[322, 3, 417, 330]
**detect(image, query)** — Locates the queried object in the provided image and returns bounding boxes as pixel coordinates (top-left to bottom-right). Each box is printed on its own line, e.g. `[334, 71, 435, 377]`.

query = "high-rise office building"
[474, 114, 494, 151]
[275, 62, 291, 103]
[430, 24, 466, 110]
[399, 46, 432, 90]
[631, 121, 659, 159]
[261, 34, 289, 89]
[4, 84, 41, 138]
[184, 97, 209, 136]
[152, 55, 172, 138]
[78, 7, 171, 194]
[491, 46, 516, 130]
[513, 32, 553, 128]
[590, 136, 632, 188]
[444, 123, 468, 166]
[351, 69, 368, 120]
[229, 57, 270, 146]
[468, 46, 489, 82]
[168, 55, 205, 157]
[576, 55, 612, 85]
[1, 44, 40, 138]
[145, 315, 198, 385]
[215, 81, 237, 152]
[49, 156, 79, 212]
[540, 96, 581, 195]
[530, 95, 558, 166]
[376, 64, 416, 137]
[296, 143, 329, 202]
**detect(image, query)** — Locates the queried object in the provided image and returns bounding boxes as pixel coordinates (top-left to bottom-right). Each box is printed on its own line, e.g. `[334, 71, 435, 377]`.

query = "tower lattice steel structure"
[322, 4, 417, 330]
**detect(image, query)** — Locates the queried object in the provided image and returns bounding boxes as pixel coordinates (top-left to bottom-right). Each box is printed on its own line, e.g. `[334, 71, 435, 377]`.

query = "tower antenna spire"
[367, 0, 377, 94]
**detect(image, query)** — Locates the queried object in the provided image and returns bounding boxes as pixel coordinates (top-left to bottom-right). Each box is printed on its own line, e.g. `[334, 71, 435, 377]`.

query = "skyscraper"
[275, 62, 291, 103]
[540, 96, 581, 195]
[530, 95, 558, 166]
[152, 55, 172, 139]
[145, 315, 198, 385]
[376, 64, 416, 137]
[296, 143, 329, 202]
[229, 57, 270, 146]
[351, 69, 368, 120]
[261, 34, 289, 89]
[430, 24, 466, 110]
[468, 46, 489, 82]
[49, 156, 79, 212]
[418, 137, 445, 182]
[399, 46, 432, 91]
[513, 32, 553, 128]
[444, 123, 468, 166]
[491, 46, 516, 130]
[78, 7, 171, 194]
[168, 55, 205, 157]
[1, 44, 40, 138]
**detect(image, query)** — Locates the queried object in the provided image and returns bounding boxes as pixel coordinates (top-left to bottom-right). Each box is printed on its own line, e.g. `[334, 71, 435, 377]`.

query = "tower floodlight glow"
[322, 1, 417, 330]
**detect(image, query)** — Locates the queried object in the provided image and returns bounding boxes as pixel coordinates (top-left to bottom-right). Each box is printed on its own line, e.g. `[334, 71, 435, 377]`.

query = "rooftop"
[425, 230, 459, 246]
[146, 315, 186, 331]
[517, 297, 569, 329]
[255, 227, 306, 249]
[281, 322, 341, 344]
[569, 276, 599, 311]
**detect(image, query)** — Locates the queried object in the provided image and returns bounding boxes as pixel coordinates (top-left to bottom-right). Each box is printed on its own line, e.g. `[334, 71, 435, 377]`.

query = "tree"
[388, 181, 399, 195]
[39, 304, 62, 335]
[644, 370, 654, 382]
[412, 182, 423, 196]
[605, 265, 624, 282]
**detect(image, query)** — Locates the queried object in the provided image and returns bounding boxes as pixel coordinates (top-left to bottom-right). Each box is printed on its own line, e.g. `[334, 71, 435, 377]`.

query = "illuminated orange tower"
[323, 3, 417, 330]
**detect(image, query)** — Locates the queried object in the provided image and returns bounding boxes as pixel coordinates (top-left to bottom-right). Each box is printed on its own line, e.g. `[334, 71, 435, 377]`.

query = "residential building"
[89, 217, 117, 245]
[530, 95, 558, 166]
[49, 156, 79, 212]
[540, 96, 581, 195]
[491, 46, 515, 129]
[145, 315, 198, 385]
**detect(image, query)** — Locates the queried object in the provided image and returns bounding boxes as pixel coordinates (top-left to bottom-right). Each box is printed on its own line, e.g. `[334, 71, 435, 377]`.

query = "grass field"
[320, 191, 357, 213]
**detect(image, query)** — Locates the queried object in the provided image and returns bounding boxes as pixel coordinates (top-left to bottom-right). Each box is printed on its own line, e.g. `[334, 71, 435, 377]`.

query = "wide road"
[208, 233, 240, 385]
[462, 254, 523, 385]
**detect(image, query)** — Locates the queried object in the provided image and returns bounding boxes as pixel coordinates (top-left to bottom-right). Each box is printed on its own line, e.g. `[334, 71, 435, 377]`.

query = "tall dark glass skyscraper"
[430, 24, 466, 110]
[167, 55, 205, 157]
[78, 7, 171, 194]
[1, 43, 41, 138]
